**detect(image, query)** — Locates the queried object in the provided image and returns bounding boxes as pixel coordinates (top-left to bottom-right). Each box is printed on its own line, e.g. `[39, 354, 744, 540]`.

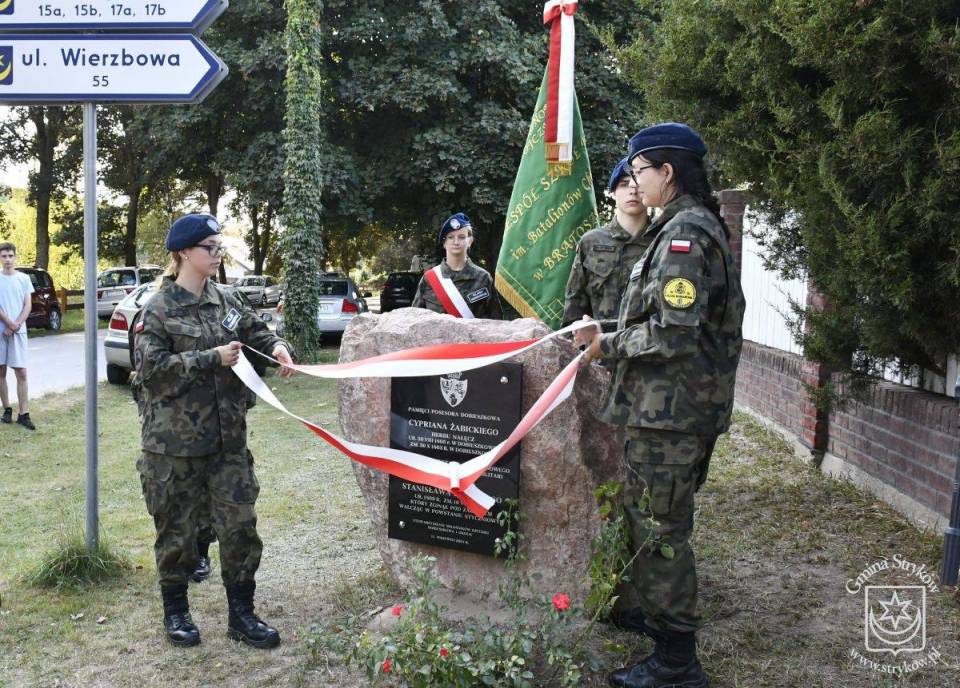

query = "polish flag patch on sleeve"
[670, 239, 692, 253]
[135, 321, 145, 334]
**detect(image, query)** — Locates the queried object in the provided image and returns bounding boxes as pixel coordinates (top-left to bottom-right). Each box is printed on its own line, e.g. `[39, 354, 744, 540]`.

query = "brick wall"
[733, 340, 960, 520]
[735, 341, 808, 440]
[718, 189, 746, 273]
[828, 382, 960, 518]
[720, 191, 960, 524]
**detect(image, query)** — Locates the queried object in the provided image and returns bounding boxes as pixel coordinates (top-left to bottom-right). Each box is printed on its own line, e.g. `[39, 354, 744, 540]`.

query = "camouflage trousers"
[622, 428, 717, 634]
[137, 449, 263, 587]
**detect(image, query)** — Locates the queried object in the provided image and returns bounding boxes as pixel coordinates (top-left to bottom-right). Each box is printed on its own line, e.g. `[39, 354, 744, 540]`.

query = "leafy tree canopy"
[319, 0, 643, 271]
[618, 0, 960, 381]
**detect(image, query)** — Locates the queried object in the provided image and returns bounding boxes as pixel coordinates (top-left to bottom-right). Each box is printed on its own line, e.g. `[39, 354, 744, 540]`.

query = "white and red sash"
[543, 0, 578, 170]
[423, 265, 475, 318]
[235, 321, 600, 517]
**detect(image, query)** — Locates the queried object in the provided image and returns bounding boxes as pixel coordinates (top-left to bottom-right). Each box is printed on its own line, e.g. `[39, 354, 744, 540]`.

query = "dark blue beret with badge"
[437, 212, 472, 248]
[165, 213, 222, 251]
[627, 122, 707, 162]
[608, 156, 632, 193]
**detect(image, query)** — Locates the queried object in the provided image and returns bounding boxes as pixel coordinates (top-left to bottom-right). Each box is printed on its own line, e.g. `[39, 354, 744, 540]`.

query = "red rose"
[382, 658, 392, 673]
[391, 605, 403, 616]
[552, 592, 571, 611]
[439, 647, 450, 658]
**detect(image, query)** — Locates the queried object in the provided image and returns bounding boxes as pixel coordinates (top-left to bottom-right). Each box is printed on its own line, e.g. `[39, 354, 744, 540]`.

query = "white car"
[103, 283, 157, 384]
[96, 265, 162, 319]
[103, 283, 272, 384]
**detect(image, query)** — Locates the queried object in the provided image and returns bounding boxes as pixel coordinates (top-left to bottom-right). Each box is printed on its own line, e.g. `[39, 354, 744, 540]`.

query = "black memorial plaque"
[388, 361, 522, 556]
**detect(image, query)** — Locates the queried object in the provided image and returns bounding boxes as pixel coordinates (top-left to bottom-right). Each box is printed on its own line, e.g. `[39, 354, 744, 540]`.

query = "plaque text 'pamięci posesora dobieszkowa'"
[388, 362, 522, 556]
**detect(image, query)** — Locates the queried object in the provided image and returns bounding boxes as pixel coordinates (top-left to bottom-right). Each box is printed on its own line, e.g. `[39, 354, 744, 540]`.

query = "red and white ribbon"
[543, 0, 578, 168]
[235, 321, 598, 517]
[252, 321, 592, 379]
[423, 266, 474, 319]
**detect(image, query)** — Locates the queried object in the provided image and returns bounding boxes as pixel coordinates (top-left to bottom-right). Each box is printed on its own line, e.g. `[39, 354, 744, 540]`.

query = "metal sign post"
[0, 2, 227, 552]
[83, 102, 98, 550]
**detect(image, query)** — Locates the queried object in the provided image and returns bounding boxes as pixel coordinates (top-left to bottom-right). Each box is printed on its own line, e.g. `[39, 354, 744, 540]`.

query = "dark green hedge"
[618, 0, 960, 384]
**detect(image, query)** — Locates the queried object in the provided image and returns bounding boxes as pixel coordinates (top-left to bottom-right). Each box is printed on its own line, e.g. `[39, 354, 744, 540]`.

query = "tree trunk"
[260, 203, 274, 275]
[206, 173, 222, 217]
[249, 204, 262, 275]
[29, 107, 56, 270]
[124, 185, 141, 266]
[207, 173, 227, 283]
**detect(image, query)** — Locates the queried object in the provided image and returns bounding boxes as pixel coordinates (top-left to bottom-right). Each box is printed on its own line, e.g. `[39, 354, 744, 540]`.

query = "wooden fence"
[55, 289, 86, 312]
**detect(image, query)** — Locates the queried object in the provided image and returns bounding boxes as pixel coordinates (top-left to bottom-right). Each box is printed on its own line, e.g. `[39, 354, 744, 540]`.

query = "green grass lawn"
[0, 353, 388, 687]
[0, 365, 958, 687]
[28, 309, 105, 338]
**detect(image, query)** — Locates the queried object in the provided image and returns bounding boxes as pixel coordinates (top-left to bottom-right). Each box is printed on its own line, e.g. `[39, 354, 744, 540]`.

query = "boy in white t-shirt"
[0, 242, 35, 430]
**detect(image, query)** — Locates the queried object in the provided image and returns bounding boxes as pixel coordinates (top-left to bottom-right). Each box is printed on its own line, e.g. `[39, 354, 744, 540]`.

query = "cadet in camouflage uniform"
[135, 214, 295, 649]
[412, 212, 503, 319]
[562, 157, 650, 332]
[578, 124, 745, 688]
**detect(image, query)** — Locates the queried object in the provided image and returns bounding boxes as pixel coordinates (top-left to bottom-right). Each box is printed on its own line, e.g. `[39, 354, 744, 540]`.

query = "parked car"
[276, 273, 368, 339]
[97, 265, 162, 319]
[103, 282, 272, 385]
[18, 266, 62, 330]
[234, 275, 283, 306]
[379, 271, 419, 312]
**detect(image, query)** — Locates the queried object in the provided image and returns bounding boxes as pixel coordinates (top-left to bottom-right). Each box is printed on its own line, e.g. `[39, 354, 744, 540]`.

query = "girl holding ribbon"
[133, 214, 294, 650]
[412, 212, 503, 319]
[576, 123, 746, 688]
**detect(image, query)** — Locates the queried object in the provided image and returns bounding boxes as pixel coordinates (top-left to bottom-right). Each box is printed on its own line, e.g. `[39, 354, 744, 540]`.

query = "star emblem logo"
[877, 591, 913, 630]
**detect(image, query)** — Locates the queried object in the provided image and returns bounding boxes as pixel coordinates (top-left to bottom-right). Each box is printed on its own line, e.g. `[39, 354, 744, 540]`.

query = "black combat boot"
[160, 584, 200, 647]
[608, 630, 708, 688]
[226, 581, 281, 649]
[191, 541, 212, 583]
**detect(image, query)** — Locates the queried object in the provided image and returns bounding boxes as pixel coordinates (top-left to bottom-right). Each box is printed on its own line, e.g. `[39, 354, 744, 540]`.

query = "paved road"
[23, 328, 108, 400]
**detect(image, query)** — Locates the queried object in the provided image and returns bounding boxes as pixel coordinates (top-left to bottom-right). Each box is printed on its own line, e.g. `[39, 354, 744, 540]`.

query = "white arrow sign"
[0, 1, 228, 32]
[0, 34, 226, 103]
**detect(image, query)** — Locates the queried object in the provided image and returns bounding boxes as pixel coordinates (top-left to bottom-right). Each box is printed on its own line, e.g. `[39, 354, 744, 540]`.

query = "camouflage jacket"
[135, 276, 289, 457]
[598, 195, 745, 435]
[411, 258, 503, 319]
[562, 216, 652, 332]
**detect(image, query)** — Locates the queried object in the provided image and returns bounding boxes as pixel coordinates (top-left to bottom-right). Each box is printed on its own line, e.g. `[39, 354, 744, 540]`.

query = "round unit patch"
[663, 278, 697, 309]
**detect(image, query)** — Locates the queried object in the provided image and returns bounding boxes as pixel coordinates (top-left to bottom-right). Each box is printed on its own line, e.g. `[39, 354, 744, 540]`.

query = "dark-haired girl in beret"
[576, 124, 746, 688]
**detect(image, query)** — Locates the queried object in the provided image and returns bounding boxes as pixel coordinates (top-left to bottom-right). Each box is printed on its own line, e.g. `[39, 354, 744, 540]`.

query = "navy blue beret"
[438, 212, 472, 247]
[627, 122, 707, 161]
[165, 214, 222, 251]
[608, 156, 632, 193]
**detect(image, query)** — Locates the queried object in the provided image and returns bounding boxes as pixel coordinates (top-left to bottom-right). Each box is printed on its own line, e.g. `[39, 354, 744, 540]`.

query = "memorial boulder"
[337, 309, 623, 601]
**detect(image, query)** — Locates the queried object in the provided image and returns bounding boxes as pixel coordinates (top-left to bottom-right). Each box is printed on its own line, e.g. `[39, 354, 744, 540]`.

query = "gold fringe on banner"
[494, 272, 540, 321]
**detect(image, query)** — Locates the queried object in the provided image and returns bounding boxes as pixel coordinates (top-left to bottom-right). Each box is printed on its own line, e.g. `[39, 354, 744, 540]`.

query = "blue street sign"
[0, 1, 228, 33]
[0, 34, 227, 103]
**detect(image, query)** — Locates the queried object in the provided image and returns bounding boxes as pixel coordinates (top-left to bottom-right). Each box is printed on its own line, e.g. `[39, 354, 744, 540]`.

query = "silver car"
[276, 274, 369, 338]
[234, 275, 283, 306]
[103, 282, 272, 385]
[97, 265, 162, 319]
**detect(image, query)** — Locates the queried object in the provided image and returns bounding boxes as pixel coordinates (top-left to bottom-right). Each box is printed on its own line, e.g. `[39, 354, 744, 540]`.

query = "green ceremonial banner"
[495, 68, 598, 330]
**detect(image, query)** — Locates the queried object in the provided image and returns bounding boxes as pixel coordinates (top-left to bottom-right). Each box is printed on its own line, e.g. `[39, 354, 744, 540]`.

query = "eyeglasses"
[628, 164, 657, 186]
[195, 243, 227, 257]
